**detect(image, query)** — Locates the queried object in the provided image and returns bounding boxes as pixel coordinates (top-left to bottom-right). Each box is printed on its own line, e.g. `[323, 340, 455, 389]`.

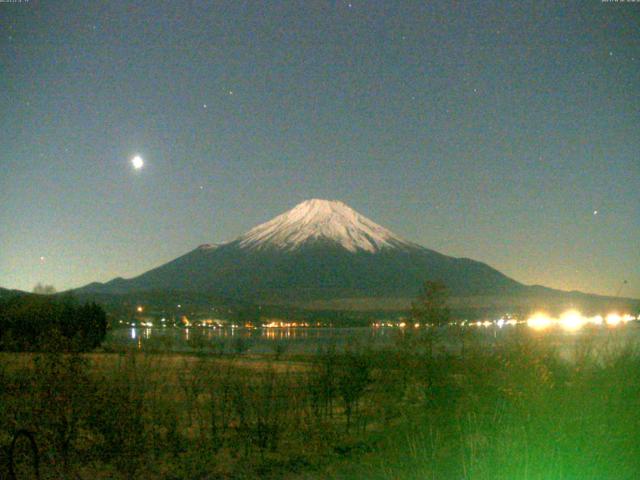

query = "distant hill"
[0, 287, 28, 300]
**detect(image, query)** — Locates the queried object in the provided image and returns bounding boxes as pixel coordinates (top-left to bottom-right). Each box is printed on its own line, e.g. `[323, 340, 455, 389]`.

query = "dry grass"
[2, 334, 640, 479]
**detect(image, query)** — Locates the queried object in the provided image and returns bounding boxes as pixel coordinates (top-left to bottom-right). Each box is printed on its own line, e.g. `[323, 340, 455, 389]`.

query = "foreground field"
[1, 329, 640, 479]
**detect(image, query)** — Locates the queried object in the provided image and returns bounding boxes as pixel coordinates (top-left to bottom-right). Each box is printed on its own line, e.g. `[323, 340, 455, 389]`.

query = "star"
[228, 90, 234, 95]
[39, 256, 46, 263]
[593, 210, 598, 215]
[203, 104, 207, 108]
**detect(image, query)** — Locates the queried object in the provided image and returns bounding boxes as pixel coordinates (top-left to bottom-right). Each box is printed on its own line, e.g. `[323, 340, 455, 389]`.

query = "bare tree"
[410, 280, 450, 327]
[409, 280, 451, 358]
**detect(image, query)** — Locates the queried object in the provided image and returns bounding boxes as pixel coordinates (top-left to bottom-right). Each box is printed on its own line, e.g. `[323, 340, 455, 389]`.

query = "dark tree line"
[0, 294, 107, 351]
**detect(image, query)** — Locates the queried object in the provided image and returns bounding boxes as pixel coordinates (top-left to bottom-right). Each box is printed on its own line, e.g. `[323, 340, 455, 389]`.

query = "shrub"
[0, 295, 107, 352]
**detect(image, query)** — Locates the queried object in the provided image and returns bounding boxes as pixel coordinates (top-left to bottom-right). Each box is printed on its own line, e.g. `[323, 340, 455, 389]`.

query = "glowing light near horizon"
[606, 313, 622, 326]
[559, 310, 585, 331]
[527, 312, 553, 331]
[522, 310, 636, 331]
[368, 311, 636, 331]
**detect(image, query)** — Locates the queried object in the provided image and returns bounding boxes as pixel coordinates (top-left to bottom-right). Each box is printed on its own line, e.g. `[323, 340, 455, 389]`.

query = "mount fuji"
[78, 199, 528, 304]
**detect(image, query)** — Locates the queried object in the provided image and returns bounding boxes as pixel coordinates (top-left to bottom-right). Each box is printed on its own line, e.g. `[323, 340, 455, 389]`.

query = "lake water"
[104, 322, 640, 358]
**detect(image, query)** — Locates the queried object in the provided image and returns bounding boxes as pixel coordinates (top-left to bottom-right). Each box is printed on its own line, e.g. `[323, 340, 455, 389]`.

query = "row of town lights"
[371, 311, 637, 331]
[134, 305, 635, 332]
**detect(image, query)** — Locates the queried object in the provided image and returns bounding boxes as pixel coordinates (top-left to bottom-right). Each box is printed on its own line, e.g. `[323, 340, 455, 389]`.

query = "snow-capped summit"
[236, 199, 415, 253]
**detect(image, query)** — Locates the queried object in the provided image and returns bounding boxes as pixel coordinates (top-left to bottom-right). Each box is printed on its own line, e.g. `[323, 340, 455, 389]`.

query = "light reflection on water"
[107, 323, 640, 356]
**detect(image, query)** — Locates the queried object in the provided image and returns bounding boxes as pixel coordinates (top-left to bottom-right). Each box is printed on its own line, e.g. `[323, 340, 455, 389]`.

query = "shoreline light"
[559, 310, 585, 331]
[522, 310, 635, 331]
[527, 312, 553, 331]
[606, 313, 622, 326]
[591, 315, 603, 326]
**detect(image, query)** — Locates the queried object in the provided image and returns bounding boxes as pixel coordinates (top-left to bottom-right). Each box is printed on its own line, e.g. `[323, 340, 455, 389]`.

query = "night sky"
[1, 1, 639, 298]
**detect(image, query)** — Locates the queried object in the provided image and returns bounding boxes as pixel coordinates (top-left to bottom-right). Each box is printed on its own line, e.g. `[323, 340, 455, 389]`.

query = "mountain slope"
[77, 199, 524, 301]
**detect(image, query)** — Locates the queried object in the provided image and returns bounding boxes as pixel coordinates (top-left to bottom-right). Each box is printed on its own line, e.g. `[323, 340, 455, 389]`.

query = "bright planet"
[131, 155, 144, 170]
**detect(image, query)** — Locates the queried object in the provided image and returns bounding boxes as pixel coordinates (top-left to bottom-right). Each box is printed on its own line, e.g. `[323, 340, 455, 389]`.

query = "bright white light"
[559, 309, 585, 331]
[131, 155, 144, 170]
[527, 312, 552, 331]
[590, 315, 603, 326]
[606, 313, 622, 326]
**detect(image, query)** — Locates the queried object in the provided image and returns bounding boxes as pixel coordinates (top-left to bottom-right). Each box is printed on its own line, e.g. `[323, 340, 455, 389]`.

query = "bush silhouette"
[0, 294, 107, 351]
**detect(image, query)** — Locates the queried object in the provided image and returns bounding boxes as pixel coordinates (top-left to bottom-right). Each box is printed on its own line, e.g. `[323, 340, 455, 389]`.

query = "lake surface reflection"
[105, 323, 640, 357]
